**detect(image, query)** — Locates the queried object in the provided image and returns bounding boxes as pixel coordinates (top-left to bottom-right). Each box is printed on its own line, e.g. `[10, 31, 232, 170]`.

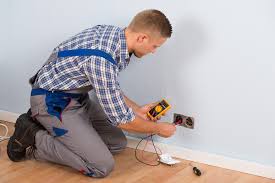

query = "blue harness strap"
[31, 88, 84, 122]
[31, 88, 83, 98]
[57, 49, 117, 65]
[30, 49, 116, 85]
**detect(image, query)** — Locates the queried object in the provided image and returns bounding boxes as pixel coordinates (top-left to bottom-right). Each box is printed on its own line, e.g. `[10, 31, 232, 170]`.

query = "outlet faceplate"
[173, 113, 195, 129]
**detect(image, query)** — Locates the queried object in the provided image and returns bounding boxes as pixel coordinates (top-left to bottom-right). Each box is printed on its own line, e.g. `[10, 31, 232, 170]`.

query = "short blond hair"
[128, 9, 172, 38]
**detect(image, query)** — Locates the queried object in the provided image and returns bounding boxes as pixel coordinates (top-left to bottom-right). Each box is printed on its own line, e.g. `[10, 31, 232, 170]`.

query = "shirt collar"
[118, 28, 131, 69]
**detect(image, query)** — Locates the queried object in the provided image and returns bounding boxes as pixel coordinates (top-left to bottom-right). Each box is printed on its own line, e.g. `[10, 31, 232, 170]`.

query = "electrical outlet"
[173, 113, 195, 129]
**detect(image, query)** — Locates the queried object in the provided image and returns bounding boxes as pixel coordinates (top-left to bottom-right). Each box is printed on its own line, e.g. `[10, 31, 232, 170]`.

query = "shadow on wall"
[153, 17, 207, 110]
[165, 17, 206, 110]
[161, 17, 206, 81]
[127, 17, 207, 139]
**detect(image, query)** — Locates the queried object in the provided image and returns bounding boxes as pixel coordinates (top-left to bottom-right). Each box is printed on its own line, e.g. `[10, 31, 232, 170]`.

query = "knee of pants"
[118, 135, 127, 150]
[95, 156, 115, 178]
[109, 134, 127, 154]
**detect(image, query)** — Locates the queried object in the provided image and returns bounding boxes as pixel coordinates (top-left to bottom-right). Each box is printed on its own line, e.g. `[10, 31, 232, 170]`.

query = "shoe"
[7, 111, 44, 162]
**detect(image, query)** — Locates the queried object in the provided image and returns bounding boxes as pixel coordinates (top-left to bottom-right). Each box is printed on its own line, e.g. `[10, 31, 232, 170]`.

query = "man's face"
[133, 34, 167, 58]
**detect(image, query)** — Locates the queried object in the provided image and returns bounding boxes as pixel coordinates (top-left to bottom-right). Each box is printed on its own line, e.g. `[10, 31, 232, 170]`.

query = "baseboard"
[1, 110, 274, 179]
[126, 136, 275, 179]
[0, 110, 19, 123]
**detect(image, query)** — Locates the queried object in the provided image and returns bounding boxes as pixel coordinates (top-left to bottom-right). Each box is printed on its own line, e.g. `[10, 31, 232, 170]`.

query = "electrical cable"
[141, 137, 162, 162]
[0, 123, 10, 142]
[135, 134, 162, 166]
[134, 133, 202, 176]
[0, 122, 10, 157]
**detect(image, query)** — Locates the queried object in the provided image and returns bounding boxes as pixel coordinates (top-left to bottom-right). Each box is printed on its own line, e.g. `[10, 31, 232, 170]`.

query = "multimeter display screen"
[148, 100, 169, 117]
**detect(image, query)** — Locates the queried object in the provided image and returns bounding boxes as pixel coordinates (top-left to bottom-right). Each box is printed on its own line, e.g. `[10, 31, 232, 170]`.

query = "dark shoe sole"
[7, 112, 44, 162]
[7, 136, 26, 162]
[7, 114, 31, 162]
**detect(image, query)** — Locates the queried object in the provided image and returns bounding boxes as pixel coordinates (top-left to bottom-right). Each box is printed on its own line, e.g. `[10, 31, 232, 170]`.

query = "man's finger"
[149, 102, 158, 108]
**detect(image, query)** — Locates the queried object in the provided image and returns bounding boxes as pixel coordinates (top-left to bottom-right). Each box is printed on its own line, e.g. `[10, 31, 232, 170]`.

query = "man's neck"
[124, 27, 134, 54]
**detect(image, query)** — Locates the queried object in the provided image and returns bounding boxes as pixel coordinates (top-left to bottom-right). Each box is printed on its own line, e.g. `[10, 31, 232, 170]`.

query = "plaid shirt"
[35, 25, 135, 126]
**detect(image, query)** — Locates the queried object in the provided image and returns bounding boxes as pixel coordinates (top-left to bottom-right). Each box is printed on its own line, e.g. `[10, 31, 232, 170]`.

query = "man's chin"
[133, 52, 144, 58]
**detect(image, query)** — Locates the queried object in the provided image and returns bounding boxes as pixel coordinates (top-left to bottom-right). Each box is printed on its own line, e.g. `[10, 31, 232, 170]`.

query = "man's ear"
[136, 33, 149, 43]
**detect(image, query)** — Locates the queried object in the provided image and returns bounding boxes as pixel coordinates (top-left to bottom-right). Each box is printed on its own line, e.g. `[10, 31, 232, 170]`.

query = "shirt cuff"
[108, 107, 136, 126]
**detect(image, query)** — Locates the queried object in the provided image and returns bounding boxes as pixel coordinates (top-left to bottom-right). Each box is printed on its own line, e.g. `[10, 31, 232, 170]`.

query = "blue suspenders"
[30, 49, 117, 86]
[57, 49, 117, 65]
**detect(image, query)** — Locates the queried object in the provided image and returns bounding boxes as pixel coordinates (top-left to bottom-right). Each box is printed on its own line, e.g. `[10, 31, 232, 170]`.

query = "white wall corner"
[0, 110, 19, 123]
[126, 136, 275, 180]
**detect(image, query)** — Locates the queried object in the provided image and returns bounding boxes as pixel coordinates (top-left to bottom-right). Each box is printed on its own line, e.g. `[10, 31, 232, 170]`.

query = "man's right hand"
[156, 122, 176, 138]
[118, 116, 176, 138]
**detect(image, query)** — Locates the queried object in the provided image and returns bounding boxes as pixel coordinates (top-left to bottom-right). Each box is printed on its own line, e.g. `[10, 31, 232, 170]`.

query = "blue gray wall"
[1, 0, 274, 167]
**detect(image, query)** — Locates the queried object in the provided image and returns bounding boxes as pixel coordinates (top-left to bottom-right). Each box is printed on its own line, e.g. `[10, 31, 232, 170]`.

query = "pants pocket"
[30, 95, 47, 117]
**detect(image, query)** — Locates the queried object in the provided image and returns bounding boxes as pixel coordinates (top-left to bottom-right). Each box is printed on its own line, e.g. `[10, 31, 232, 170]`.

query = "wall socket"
[173, 113, 195, 129]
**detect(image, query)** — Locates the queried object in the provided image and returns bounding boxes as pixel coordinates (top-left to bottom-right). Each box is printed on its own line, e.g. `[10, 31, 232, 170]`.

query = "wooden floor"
[0, 121, 274, 183]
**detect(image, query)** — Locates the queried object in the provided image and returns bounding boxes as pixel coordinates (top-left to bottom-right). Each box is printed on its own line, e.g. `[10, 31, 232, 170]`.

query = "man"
[7, 9, 176, 178]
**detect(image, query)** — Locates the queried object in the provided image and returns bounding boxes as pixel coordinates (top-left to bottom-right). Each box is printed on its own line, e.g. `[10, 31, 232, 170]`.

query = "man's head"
[125, 9, 172, 58]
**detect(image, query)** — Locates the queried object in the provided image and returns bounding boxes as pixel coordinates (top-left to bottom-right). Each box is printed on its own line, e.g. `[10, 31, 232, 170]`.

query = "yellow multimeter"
[147, 99, 171, 120]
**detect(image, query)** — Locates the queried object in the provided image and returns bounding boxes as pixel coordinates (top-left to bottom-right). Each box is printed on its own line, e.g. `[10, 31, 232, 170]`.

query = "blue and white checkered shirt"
[35, 25, 135, 126]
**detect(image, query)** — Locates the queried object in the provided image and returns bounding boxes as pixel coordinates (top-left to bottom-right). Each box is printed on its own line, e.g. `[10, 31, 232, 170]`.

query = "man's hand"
[156, 122, 176, 138]
[117, 115, 176, 138]
[122, 95, 165, 121]
[135, 102, 165, 121]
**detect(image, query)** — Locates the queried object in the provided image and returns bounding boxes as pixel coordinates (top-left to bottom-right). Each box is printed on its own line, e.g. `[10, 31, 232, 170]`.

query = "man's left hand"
[135, 102, 165, 122]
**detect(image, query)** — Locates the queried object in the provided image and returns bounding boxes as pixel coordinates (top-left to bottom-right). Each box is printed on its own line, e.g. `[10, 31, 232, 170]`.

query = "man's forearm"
[120, 94, 159, 134]
[117, 115, 159, 134]
[123, 94, 140, 111]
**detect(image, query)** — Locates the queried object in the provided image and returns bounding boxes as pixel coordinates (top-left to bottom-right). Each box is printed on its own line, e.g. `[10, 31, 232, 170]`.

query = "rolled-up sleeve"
[82, 56, 135, 126]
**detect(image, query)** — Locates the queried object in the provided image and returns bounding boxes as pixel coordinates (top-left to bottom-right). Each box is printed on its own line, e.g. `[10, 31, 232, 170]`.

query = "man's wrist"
[133, 106, 144, 116]
[123, 95, 140, 110]
[153, 123, 160, 135]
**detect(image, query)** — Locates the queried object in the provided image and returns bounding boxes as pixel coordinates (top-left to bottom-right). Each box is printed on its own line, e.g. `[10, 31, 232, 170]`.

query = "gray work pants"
[30, 90, 127, 177]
